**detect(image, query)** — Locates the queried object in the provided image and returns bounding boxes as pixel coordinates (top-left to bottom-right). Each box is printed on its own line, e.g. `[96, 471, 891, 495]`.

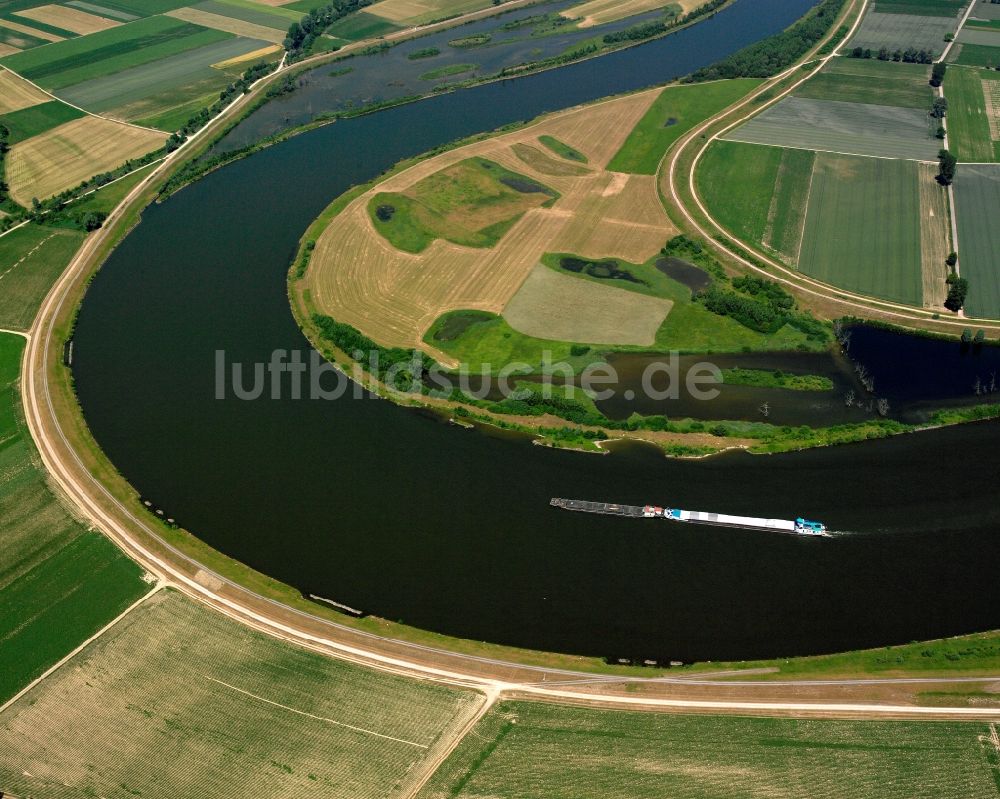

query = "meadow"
[726, 96, 939, 160]
[0, 98, 84, 143]
[797, 153, 923, 305]
[502, 263, 673, 346]
[0, 332, 149, 704]
[873, 0, 965, 14]
[418, 702, 1000, 799]
[952, 42, 1000, 67]
[325, 10, 401, 40]
[0, 590, 481, 799]
[848, 9, 957, 52]
[0, 225, 85, 328]
[944, 66, 996, 163]
[953, 164, 1000, 318]
[369, 156, 559, 253]
[606, 78, 762, 174]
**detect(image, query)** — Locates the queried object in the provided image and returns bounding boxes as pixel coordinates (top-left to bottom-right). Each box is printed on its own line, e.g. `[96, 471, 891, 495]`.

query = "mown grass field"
[18, 3, 121, 34]
[0, 225, 85, 328]
[798, 153, 923, 305]
[952, 42, 1000, 68]
[511, 142, 590, 176]
[944, 66, 996, 162]
[6, 115, 163, 204]
[953, 163, 1000, 318]
[365, 0, 494, 25]
[502, 263, 673, 346]
[793, 57, 933, 108]
[417, 701, 999, 799]
[849, 9, 957, 52]
[606, 79, 762, 174]
[325, 9, 401, 40]
[166, 5, 285, 43]
[0, 590, 481, 799]
[369, 156, 559, 253]
[0, 66, 50, 111]
[696, 141, 814, 262]
[0, 16, 232, 89]
[0, 332, 149, 704]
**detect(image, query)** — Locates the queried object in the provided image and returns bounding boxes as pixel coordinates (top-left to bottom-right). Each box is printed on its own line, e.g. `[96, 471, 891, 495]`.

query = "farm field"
[0, 225, 85, 328]
[957, 26, 1000, 46]
[0, 66, 49, 111]
[697, 140, 814, 262]
[606, 78, 762, 174]
[325, 9, 402, 39]
[6, 115, 163, 204]
[792, 57, 933, 108]
[416, 701, 998, 799]
[562, 0, 692, 27]
[365, 0, 495, 26]
[797, 152, 924, 305]
[305, 90, 665, 354]
[944, 65, 999, 162]
[502, 263, 673, 345]
[950, 41, 1000, 66]
[873, 0, 966, 14]
[0, 332, 149, 704]
[848, 10, 959, 53]
[953, 163, 1000, 317]
[166, 5, 285, 42]
[16, 3, 121, 34]
[56, 35, 273, 120]
[917, 161, 949, 307]
[0, 590, 481, 799]
[724, 96, 939, 160]
[0, 98, 84, 143]
[0, 16, 232, 90]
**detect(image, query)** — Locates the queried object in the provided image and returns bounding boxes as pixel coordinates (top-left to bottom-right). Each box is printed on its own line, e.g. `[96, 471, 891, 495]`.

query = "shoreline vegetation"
[24, 0, 1000, 685]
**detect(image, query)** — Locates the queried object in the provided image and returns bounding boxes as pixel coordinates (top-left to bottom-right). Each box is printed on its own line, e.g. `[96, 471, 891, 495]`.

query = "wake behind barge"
[550, 498, 828, 536]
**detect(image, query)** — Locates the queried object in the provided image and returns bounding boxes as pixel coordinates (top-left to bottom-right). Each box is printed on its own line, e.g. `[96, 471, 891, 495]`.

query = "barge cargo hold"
[550, 498, 828, 536]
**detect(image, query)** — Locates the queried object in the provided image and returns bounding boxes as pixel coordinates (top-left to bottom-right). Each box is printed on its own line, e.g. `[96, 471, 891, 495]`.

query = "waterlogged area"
[71, 0, 1000, 661]
[215, 0, 804, 151]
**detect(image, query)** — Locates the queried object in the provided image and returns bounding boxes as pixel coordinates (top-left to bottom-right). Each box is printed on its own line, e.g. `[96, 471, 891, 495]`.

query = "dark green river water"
[71, 0, 1000, 662]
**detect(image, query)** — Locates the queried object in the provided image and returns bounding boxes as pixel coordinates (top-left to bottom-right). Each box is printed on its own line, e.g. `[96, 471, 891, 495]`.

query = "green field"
[697, 141, 814, 261]
[798, 153, 923, 304]
[538, 134, 588, 163]
[0, 17, 233, 90]
[0, 99, 85, 143]
[420, 62, 476, 80]
[0, 225, 86, 330]
[872, 0, 966, 16]
[953, 164, 1000, 318]
[325, 10, 401, 40]
[0, 333, 149, 703]
[417, 701, 998, 799]
[953, 42, 1000, 67]
[86, 0, 194, 14]
[794, 57, 933, 108]
[606, 79, 762, 174]
[194, 0, 303, 27]
[0, 589, 480, 799]
[849, 9, 957, 52]
[369, 157, 559, 253]
[944, 66, 997, 162]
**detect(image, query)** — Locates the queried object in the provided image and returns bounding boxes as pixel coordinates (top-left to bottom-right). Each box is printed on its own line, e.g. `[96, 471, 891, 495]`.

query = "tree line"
[285, 0, 370, 61]
[848, 46, 935, 63]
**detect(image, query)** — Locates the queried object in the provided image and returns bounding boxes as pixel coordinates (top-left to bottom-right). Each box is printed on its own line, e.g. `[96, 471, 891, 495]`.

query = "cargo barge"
[550, 498, 828, 536]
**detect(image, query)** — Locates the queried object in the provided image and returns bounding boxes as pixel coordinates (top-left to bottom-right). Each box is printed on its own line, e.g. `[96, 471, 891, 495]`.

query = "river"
[71, 0, 1000, 662]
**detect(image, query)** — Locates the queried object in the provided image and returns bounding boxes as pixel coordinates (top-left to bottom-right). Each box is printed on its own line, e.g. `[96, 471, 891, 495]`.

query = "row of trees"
[602, 0, 729, 45]
[847, 46, 935, 63]
[285, 0, 369, 61]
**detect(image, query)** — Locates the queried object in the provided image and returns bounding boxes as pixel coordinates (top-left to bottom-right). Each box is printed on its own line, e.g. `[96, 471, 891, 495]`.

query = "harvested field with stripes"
[918, 162, 950, 308]
[725, 96, 939, 160]
[0, 66, 49, 111]
[416, 701, 999, 799]
[6, 116, 163, 204]
[0, 590, 481, 799]
[944, 66, 998, 162]
[365, 0, 493, 24]
[304, 90, 669, 355]
[797, 153, 924, 305]
[503, 263, 672, 345]
[562, 0, 696, 27]
[166, 5, 286, 42]
[15, 3, 120, 34]
[953, 163, 1000, 318]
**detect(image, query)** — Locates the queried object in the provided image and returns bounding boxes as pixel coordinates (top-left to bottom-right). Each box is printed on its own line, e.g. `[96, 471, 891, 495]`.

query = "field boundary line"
[721, 135, 937, 164]
[0, 581, 162, 715]
[203, 675, 430, 747]
[793, 151, 817, 265]
[1, 66, 169, 135]
[0, 328, 30, 339]
[940, 0, 977, 62]
[0, 230, 56, 283]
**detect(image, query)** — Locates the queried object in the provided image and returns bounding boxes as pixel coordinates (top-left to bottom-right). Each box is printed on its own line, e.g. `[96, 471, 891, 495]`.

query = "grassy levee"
[607, 78, 763, 174]
[0, 333, 148, 704]
[417, 701, 997, 799]
[0, 589, 482, 799]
